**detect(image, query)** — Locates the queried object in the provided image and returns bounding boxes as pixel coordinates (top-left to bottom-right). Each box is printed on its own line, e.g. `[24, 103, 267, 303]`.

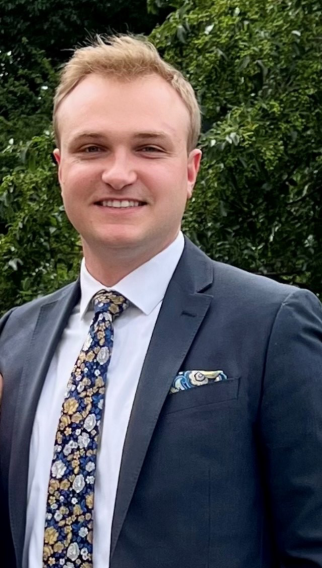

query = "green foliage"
[150, 0, 322, 295]
[0, 135, 80, 309]
[0, 0, 171, 67]
[0, 40, 56, 153]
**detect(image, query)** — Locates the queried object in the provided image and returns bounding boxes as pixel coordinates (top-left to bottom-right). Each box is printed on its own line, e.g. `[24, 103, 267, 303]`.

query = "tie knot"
[93, 290, 129, 319]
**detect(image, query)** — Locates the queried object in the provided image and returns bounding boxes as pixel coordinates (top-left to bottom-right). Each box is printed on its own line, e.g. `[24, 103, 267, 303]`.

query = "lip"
[93, 201, 147, 214]
[94, 198, 146, 206]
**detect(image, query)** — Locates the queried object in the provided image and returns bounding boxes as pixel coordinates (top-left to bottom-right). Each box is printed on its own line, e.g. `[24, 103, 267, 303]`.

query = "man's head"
[53, 35, 201, 152]
[53, 35, 202, 281]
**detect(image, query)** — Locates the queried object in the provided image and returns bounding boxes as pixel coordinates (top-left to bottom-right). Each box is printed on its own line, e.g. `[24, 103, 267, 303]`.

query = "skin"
[54, 73, 202, 286]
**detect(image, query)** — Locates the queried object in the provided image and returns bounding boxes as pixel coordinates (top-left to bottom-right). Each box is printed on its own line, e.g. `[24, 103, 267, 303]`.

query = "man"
[1, 34, 322, 568]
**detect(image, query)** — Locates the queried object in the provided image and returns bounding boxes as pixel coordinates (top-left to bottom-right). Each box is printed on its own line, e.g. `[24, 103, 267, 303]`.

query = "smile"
[98, 200, 144, 208]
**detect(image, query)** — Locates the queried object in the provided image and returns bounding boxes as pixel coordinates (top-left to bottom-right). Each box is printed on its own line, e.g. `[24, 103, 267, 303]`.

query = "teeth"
[101, 200, 141, 208]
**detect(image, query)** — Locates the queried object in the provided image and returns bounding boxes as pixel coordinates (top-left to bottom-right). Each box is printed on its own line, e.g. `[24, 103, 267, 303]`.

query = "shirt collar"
[79, 232, 184, 318]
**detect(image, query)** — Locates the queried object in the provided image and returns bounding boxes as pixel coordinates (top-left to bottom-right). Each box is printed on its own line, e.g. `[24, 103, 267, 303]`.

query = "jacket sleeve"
[260, 288, 322, 566]
[0, 308, 17, 567]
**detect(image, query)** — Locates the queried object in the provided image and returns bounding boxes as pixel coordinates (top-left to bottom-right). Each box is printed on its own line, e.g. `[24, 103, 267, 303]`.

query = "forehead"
[56, 73, 190, 146]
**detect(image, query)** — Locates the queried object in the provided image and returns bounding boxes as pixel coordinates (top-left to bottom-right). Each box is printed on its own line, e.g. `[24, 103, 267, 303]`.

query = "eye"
[83, 145, 103, 153]
[138, 146, 164, 154]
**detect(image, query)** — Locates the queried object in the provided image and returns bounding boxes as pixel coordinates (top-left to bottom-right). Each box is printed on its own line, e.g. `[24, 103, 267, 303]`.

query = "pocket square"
[170, 370, 227, 394]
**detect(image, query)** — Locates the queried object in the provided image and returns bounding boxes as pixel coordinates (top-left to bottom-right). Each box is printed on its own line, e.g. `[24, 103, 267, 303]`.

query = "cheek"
[145, 164, 188, 196]
[61, 166, 98, 197]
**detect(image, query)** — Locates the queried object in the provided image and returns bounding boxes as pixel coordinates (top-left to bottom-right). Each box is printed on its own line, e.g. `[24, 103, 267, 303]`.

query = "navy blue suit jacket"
[1, 238, 322, 567]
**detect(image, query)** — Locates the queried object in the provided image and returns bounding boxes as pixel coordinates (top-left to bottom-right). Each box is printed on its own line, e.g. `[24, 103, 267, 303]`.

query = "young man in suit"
[1, 35, 322, 568]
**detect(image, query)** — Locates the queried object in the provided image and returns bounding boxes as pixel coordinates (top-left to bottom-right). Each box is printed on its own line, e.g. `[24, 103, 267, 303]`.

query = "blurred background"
[1, 0, 321, 313]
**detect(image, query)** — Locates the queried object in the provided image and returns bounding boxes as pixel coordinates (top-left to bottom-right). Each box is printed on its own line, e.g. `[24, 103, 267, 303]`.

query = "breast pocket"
[163, 377, 240, 414]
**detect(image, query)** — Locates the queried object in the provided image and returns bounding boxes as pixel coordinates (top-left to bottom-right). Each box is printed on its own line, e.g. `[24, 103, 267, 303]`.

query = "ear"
[187, 149, 202, 199]
[53, 148, 61, 165]
[53, 148, 63, 186]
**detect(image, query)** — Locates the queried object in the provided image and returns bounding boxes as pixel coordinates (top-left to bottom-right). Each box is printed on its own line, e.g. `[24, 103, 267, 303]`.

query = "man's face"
[54, 73, 201, 265]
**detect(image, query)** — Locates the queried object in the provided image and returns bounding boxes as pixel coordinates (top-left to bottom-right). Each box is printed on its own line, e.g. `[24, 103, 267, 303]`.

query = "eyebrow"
[132, 131, 172, 141]
[70, 131, 173, 144]
[70, 133, 106, 143]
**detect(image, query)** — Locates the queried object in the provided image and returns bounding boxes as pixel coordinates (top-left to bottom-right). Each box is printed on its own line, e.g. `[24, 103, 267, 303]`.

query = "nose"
[101, 150, 137, 190]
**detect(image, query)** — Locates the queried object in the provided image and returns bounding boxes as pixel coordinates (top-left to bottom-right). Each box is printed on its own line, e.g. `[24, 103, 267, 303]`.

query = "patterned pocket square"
[170, 370, 227, 394]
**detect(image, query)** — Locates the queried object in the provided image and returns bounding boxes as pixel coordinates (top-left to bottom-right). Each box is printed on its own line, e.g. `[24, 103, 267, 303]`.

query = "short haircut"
[53, 34, 201, 151]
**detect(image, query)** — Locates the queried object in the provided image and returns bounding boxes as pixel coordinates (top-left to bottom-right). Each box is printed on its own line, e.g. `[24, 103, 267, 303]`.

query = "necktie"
[43, 290, 129, 568]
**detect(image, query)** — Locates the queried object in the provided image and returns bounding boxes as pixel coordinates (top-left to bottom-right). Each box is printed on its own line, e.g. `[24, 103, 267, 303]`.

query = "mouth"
[95, 199, 146, 209]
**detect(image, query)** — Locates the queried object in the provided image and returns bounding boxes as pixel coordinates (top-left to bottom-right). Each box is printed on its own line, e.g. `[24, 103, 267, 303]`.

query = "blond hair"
[53, 34, 201, 150]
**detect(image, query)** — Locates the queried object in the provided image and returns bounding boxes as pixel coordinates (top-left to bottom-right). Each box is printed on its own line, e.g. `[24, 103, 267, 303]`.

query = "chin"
[97, 233, 145, 252]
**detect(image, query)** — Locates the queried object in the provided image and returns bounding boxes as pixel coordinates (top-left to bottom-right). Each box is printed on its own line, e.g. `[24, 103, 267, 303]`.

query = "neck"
[85, 258, 143, 287]
[83, 238, 177, 287]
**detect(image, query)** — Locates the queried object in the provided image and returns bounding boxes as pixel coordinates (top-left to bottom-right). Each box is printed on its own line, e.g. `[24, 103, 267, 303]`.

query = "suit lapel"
[9, 282, 80, 567]
[111, 240, 214, 558]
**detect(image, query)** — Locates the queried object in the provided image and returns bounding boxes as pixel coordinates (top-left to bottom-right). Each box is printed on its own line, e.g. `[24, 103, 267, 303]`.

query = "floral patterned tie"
[43, 290, 129, 568]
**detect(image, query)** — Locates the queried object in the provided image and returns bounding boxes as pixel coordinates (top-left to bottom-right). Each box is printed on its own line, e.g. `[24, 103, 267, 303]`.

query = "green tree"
[0, 0, 171, 67]
[150, 0, 322, 295]
[0, 134, 80, 310]
[0, 41, 56, 157]
[0, 42, 58, 269]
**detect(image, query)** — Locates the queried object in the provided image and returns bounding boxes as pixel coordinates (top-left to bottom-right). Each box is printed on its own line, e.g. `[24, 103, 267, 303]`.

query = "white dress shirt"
[22, 232, 184, 568]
